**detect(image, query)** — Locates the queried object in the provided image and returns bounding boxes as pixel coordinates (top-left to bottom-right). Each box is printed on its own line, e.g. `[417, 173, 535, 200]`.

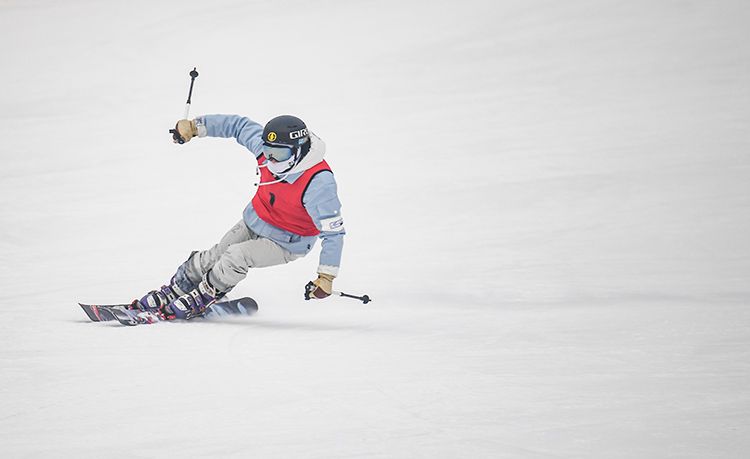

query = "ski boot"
[161, 275, 220, 320]
[137, 275, 195, 314]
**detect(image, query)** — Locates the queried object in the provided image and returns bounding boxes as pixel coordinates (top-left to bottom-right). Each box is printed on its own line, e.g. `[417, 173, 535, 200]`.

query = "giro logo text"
[289, 128, 308, 139]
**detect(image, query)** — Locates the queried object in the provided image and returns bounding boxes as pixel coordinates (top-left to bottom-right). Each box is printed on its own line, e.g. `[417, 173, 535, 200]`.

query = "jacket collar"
[278, 133, 326, 184]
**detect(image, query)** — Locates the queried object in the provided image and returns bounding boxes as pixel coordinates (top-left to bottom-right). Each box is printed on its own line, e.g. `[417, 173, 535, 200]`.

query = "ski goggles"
[262, 143, 294, 162]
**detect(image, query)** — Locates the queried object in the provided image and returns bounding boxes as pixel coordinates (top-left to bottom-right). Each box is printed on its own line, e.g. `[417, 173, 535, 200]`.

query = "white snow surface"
[1, 1, 749, 457]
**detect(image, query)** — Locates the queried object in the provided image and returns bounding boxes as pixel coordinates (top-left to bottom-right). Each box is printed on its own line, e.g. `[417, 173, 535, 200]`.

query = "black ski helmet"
[263, 115, 310, 149]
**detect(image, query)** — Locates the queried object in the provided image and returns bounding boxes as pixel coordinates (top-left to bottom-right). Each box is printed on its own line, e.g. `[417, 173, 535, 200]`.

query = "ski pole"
[333, 290, 371, 304]
[169, 67, 199, 144]
[304, 282, 371, 304]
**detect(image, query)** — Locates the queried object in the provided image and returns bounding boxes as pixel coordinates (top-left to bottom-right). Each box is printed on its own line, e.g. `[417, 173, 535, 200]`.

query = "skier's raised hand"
[170, 119, 198, 144]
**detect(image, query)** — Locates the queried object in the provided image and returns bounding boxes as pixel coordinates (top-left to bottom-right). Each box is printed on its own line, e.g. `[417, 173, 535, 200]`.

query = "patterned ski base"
[79, 297, 259, 326]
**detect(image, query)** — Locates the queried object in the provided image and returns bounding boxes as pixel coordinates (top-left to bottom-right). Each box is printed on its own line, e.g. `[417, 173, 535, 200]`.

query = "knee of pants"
[221, 245, 253, 275]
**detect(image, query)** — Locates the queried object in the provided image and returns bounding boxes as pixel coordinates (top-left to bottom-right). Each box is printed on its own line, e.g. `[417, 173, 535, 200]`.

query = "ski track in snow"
[1, 0, 749, 457]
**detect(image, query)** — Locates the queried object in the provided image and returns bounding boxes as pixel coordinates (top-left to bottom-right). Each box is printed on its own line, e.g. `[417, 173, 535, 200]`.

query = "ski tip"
[237, 297, 259, 311]
[79, 303, 104, 322]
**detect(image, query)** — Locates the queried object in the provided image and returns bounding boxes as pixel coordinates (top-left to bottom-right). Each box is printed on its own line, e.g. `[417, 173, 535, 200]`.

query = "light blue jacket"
[195, 114, 344, 276]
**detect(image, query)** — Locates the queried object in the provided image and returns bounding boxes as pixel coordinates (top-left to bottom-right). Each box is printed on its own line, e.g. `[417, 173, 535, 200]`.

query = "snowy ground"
[1, 0, 749, 457]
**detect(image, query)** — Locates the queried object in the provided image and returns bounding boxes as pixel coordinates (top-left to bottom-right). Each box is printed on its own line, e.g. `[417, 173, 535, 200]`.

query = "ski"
[79, 303, 118, 322]
[107, 306, 162, 326]
[79, 297, 259, 326]
[79, 301, 138, 323]
[204, 297, 259, 319]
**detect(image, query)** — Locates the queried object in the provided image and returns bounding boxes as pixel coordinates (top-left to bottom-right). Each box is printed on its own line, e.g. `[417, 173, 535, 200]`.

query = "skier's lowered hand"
[308, 273, 335, 299]
[171, 119, 198, 144]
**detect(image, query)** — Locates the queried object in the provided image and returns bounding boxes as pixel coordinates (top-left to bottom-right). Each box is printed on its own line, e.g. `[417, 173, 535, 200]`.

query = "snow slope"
[1, 0, 749, 457]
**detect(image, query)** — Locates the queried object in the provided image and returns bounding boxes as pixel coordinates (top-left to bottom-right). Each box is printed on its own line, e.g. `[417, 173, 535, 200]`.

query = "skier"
[138, 114, 345, 320]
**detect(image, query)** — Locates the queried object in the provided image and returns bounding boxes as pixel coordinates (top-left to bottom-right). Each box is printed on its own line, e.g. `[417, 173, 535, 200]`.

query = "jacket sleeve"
[197, 114, 264, 158]
[302, 171, 345, 277]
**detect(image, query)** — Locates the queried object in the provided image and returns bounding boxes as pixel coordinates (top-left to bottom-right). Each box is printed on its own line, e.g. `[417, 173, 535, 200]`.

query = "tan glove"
[171, 119, 198, 144]
[309, 273, 335, 299]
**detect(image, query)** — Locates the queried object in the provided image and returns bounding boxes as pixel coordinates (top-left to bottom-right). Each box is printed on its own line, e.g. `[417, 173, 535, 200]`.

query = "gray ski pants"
[177, 220, 302, 293]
